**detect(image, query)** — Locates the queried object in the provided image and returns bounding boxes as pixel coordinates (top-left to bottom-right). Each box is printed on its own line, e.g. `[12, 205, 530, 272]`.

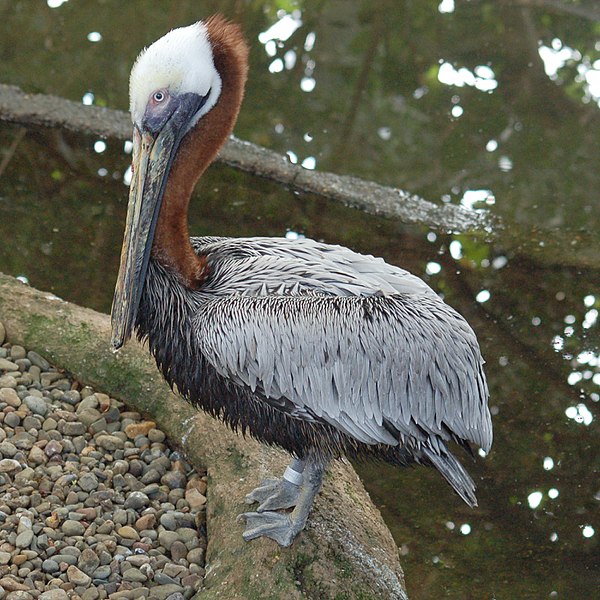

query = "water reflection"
[1, 1, 599, 598]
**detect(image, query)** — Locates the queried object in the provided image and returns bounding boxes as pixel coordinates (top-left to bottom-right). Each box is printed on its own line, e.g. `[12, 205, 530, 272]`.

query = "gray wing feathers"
[194, 294, 492, 451]
[191, 236, 436, 298]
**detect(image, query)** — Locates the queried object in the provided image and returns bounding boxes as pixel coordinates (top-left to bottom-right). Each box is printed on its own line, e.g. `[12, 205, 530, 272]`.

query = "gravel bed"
[0, 322, 207, 600]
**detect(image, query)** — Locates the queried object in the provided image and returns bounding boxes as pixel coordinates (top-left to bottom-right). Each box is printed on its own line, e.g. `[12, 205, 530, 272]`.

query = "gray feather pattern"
[190, 236, 492, 452]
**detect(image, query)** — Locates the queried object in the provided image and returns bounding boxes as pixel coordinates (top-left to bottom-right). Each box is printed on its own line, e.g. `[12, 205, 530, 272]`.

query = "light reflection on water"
[1, 1, 599, 598]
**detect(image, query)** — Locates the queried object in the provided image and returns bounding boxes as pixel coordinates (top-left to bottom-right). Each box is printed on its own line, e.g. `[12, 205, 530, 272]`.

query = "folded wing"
[193, 293, 492, 452]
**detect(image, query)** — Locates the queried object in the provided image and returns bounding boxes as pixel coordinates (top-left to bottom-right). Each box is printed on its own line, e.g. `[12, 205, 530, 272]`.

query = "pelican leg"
[244, 458, 305, 512]
[238, 458, 327, 547]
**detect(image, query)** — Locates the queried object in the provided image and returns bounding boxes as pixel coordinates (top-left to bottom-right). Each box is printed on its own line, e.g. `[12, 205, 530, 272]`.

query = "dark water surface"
[1, 2, 598, 598]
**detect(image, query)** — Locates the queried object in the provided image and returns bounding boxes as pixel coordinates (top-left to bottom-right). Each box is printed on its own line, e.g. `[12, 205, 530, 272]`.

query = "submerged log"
[0, 83, 492, 235]
[1, 84, 598, 268]
[0, 272, 408, 600]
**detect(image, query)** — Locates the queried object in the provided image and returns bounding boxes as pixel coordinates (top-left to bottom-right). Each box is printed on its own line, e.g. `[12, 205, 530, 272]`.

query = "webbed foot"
[245, 478, 302, 512]
[239, 457, 328, 547]
[238, 511, 299, 546]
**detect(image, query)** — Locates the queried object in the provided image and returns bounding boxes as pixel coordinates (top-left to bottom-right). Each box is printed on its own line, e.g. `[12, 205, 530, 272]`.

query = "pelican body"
[111, 15, 492, 547]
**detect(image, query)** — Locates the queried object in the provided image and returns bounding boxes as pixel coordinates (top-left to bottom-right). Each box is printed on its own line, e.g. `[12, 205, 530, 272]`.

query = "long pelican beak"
[110, 93, 206, 350]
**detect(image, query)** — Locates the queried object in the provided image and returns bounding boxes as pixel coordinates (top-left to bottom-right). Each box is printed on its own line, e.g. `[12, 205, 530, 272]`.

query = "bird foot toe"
[237, 511, 299, 546]
[244, 478, 301, 511]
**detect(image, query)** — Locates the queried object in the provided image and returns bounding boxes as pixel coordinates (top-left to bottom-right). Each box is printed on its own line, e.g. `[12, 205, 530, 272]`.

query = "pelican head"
[129, 22, 222, 134]
[111, 17, 246, 350]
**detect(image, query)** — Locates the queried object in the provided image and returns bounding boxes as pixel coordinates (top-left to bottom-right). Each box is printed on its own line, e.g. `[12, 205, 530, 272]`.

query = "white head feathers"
[129, 22, 222, 128]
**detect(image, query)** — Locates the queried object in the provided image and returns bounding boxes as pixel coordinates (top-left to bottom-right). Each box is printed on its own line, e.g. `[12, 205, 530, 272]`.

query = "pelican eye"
[152, 90, 167, 103]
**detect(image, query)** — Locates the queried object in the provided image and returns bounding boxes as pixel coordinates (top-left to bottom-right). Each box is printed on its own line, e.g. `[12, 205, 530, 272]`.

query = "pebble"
[122, 567, 146, 582]
[0, 358, 19, 371]
[27, 351, 50, 371]
[62, 520, 86, 536]
[10, 345, 26, 360]
[24, 395, 49, 416]
[78, 472, 99, 491]
[117, 526, 139, 541]
[66, 565, 91, 586]
[0, 325, 207, 596]
[39, 590, 69, 600]
[0, 387, 21, 407]
[15, 529, 34, 548]
[124, 491, 149, 510]
[124, 421, 156, 439]
[0, 458, 21, 472]
[149, 584, 185, 600]
[185, 488, 207, 510]
[78, 548, 100, 575]
[42, 559, 59, 572]
[96, 434, 124, 451]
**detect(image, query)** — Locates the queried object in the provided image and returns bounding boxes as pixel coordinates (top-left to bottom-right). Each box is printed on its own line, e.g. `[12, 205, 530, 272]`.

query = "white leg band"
[283, 466, 304, 486]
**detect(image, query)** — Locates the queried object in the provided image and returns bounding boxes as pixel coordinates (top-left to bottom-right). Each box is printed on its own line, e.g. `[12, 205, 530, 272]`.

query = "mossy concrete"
[0, 272, 408, 599]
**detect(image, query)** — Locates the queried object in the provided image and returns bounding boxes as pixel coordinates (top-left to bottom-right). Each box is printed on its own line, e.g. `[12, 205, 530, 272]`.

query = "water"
[1, 2, 598, 598]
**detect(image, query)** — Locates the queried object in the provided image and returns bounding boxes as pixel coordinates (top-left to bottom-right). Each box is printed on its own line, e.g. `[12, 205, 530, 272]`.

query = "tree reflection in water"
[0, 1, 597, 597]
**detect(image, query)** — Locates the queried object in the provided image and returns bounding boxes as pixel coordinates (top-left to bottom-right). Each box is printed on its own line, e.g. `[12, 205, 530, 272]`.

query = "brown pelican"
[111, 15, 492, 547]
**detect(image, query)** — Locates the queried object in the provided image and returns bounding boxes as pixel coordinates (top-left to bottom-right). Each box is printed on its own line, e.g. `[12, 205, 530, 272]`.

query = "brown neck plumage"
[152, 15, 249, 287]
